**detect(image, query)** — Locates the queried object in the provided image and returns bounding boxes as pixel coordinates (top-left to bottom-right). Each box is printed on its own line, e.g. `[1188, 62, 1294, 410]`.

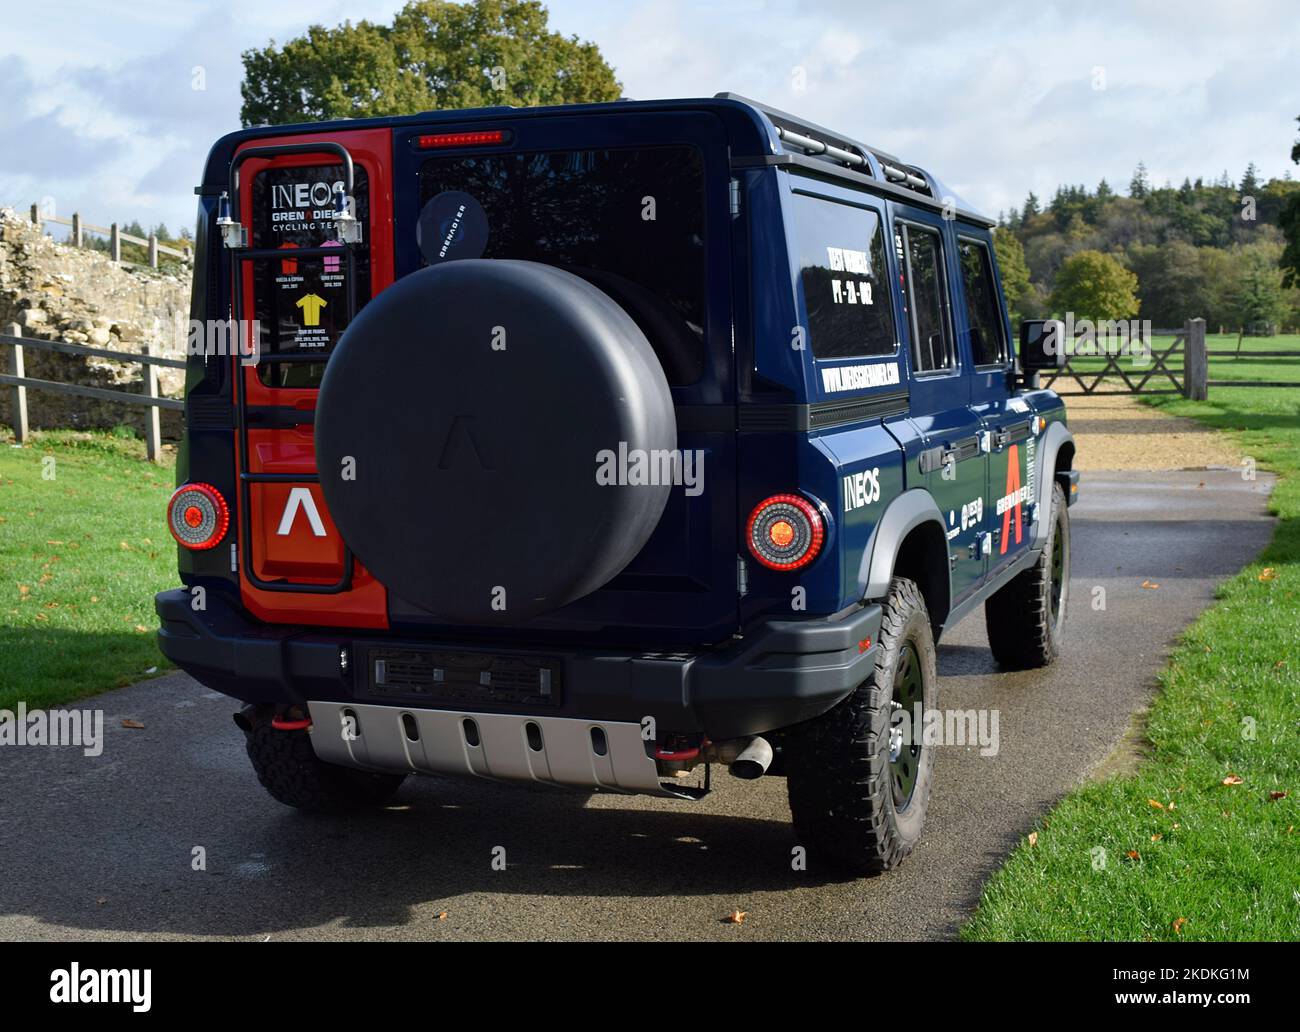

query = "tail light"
[167, 483, 230, 551]
[746, 494, 824, 571]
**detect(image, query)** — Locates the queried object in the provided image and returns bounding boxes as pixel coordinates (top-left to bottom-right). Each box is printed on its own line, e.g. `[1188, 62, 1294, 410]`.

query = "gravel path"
[1067, 394, 1241, 471]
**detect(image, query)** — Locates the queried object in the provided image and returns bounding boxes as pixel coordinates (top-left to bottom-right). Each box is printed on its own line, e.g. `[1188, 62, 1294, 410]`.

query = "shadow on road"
[1, 736, 868, 938]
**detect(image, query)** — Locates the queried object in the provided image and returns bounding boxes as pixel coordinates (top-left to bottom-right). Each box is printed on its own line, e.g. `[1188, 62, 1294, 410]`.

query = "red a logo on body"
[1001, 444, 1022, 555]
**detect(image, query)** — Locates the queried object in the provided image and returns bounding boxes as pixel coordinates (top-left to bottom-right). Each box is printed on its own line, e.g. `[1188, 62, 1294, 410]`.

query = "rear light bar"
[167, 483, 230, 551]
[416, 129, 511, 149]
[746, 494, 825, 571]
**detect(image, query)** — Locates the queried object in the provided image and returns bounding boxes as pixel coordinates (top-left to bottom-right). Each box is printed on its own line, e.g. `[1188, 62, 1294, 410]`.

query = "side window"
[900, 224, 954, 374]
[958, 238, 1007, 367]
[789, 192, 896, 360]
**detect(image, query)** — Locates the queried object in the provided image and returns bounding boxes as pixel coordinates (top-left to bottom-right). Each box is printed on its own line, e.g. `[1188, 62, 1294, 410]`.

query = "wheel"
[244, 723, 406, 812]
[784, 576, 938, 874]
[985, 481, 1070, 669]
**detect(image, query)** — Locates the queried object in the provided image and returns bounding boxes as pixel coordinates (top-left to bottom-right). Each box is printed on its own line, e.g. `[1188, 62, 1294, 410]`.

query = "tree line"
[993, 141, 1300, 334]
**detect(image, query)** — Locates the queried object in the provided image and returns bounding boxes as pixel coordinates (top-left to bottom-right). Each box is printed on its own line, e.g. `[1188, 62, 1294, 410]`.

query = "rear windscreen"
[250, 163, 371, 388]
[417, 146, 706, 385]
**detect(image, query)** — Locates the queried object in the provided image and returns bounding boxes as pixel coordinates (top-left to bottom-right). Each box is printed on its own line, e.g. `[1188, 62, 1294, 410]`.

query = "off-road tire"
[784, 576, 938, 874]
[244, 724, 406, 812]
[985, 481, 1070, 670]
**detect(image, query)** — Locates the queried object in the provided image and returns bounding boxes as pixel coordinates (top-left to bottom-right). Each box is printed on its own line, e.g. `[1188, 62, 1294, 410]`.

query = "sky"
[1, 0, 1297, 235]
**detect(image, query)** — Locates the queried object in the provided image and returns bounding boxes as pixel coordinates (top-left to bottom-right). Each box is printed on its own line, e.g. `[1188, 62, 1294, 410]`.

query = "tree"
[1129, 161, 1149, 199]
[1127, 241, 1207, 326]
[1226, 243, 1288, 337]
[1021, 192, 1040, 220]
[993, 226, 1032, 324]
[1281, 116, 1300, 288]
[1240, 162, 1261, 196]
[1049, 250, 1139, 323]
[240, 0, 622, 126]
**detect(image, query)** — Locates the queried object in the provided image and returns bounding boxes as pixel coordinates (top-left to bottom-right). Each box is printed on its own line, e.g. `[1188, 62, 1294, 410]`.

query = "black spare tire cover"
[315, 259, 676, 623]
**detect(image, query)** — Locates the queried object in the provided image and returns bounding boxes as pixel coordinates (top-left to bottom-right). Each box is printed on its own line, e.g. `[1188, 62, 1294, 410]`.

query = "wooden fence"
[0, 323, 184, 462]
[27, 204, 192, 269]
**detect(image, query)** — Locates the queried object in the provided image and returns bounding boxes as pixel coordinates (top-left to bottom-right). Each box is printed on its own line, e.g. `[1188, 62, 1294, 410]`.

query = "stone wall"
[0, 207, 191, 438]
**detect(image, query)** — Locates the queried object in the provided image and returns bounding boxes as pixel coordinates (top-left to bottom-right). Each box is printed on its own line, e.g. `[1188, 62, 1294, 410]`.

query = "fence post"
[29, 203, 39, 227]
[72, 212, 82, 248]
[142, 346, 162, 463]
[148, 234, 158, 269]
[110, 223, 121, 262]
[1184, 318, 1208, 401]
[7, 322, 29, 444]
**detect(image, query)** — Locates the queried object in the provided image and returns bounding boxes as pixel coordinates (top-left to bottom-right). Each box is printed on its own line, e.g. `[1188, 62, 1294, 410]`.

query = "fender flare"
[1030, 421, 1075, 550]
[856, 488, 952, 625]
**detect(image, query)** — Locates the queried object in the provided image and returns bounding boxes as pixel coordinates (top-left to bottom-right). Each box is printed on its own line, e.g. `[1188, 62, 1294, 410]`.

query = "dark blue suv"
[156, 93, 1077, 873]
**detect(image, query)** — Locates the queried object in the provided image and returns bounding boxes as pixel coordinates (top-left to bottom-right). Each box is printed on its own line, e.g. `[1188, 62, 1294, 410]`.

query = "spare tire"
[315, 259, 676, 623]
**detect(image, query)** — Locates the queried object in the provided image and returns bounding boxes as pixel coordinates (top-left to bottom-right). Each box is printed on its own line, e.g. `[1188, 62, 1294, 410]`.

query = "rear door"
[892, 207, 988, 602]
[231, 127, 395, 628]
[957, 230, 1032, 574]
[388, 112, 739, 645]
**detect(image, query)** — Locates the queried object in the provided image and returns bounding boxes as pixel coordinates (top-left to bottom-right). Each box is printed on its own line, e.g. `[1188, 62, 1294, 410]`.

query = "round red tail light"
[746, 494, 824, 571]
[167, 483, 229, 550]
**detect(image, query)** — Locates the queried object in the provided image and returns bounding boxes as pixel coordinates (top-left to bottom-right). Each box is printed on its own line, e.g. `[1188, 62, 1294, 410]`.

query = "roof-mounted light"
[417, 129, 511, 150]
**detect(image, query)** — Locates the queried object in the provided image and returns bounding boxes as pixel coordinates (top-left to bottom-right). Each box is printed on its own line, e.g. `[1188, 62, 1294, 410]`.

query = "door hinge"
[230, 543, 239, 572]
[736, 555, 749, 596]
[968, 533, 993, 559]
[729, 178, 741, 217]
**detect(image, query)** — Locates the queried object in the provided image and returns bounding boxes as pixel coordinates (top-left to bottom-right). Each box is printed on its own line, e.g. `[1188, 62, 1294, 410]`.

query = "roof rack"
[715, 92, 934, 199]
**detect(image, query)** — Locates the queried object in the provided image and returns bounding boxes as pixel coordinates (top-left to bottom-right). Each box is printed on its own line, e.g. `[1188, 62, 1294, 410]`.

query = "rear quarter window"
[789, 191, 896, 361]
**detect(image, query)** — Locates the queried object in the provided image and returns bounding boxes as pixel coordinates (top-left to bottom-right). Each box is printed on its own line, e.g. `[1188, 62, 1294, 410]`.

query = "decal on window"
[418, 190, 490, 265]
[821, 362, 901, 393]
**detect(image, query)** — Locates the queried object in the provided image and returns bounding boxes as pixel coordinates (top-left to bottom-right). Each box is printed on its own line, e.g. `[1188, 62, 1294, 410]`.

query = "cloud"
[2, 0, 1297, 234]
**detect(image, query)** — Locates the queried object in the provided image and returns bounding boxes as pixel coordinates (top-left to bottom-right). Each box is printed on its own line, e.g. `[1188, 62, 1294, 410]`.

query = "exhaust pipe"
[232, 704, 272, 733]
[728, 736, 773, 780]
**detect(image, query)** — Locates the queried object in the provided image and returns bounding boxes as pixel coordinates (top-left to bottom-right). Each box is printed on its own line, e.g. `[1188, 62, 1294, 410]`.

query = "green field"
[0, 430, 177, 711]
[965, 338, 1300, 941]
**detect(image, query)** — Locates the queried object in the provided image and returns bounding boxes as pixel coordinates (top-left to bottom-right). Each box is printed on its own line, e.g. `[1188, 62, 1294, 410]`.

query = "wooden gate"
[1038, 319, 1206, 399]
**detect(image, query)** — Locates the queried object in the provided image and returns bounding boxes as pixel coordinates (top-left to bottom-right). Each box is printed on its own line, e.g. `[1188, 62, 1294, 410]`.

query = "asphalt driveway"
[0, 468, 1276, 940]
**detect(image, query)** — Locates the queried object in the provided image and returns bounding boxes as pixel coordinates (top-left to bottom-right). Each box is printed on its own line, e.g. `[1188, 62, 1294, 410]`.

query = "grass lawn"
[0, 429, 177, 711]
[964, 337, 1300, 941]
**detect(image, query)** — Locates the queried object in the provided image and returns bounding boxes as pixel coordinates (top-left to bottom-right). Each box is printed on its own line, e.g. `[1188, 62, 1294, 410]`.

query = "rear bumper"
[155, 588, 881, 741]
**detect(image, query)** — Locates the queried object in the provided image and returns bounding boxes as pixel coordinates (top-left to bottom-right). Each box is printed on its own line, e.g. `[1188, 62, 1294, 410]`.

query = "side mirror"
[1019, 319, 1066, 371]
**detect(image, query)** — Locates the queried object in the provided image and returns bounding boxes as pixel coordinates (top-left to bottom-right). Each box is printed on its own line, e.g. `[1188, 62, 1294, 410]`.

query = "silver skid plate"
[306, 701, 683, 796]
